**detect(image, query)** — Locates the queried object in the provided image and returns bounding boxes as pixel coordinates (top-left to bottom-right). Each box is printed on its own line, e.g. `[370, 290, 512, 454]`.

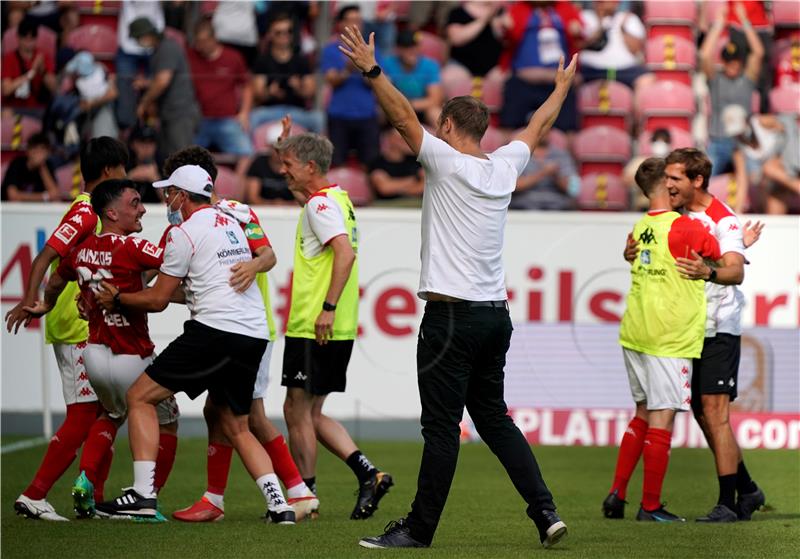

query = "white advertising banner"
[2, 204, 799, 421]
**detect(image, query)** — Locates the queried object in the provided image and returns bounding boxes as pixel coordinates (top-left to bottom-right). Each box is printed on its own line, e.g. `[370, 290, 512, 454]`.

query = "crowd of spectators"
[1, 0, 798, 214]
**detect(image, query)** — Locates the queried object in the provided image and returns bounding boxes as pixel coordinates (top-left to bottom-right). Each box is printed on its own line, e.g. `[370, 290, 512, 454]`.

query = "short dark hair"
[634, 157, 666, 197]
[91, 179, 138, 217]
[651, 128, 671, 143]
[268, 12, 293, 30]
[665, 148, 712, 190]
[163, 146, 218, 181]
[336, 4, 359, 21]
[439, 96, 490, 142]
[80, 137, 129, 184]
[18, 16, 39, 38]
[27, 132, 50, 149]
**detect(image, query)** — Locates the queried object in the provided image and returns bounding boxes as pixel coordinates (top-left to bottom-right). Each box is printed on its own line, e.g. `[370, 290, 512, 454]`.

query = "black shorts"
[146, 320, 268, 415]
[281, 336, 353, 395]
[691, 333, 741, 407]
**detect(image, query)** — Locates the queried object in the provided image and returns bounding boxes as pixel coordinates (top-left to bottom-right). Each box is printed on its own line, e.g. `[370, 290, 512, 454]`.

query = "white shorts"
[83, 344, 180, 425]
[252, 342, 273, 400]
[53, 342, 97, 405]
[623, 347, 692, 412]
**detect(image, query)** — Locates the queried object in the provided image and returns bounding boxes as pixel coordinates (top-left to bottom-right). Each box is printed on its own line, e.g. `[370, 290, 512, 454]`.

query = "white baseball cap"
[153, 165, 213, 197]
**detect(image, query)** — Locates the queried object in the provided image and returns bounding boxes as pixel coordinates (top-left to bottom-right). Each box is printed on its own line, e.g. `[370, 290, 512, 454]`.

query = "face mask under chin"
[167, 196, 185, 225]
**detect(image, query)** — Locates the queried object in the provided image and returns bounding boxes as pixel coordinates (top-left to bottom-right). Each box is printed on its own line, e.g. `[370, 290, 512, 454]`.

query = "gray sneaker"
[696, 504, 738, 523]
[737, 486, 765, 521]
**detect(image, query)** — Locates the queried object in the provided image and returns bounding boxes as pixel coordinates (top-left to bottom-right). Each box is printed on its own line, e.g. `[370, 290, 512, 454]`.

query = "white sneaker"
[15, 494, 69, 521]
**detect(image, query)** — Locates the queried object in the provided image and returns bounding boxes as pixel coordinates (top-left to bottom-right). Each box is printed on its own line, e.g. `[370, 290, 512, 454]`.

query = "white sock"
[256, 473, 289, 511]
[133, 461, 156, 498]
[203, 491, 224, 510]
[286, 482, 311, 500]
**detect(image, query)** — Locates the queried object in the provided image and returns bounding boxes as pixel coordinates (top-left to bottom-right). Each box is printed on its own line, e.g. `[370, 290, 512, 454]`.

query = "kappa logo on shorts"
[54, 223, 79, 245]
[295, 371, 307, 381]
[316, 203, 329, 214]
[728, 378, 736, 387]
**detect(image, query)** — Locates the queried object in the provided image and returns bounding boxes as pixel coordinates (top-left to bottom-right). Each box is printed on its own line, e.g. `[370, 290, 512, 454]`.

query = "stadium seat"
[0, 114, 42, 150]
[66, 24, 117, 61]
[327, 166, 373, 207]
[578, 80, 633, 131]
[547, 129, 569, 151]
[75, 0, 120, 29]
[703, 1, 727, 26]
[770, 84, 800, 114]
[163, 27, 187, 52]
[416, 31, 448, 65]
[441, 64, 474, 100]
[707, 173, 740, 209]
[2, 25, 57, 61]
[643, 1, 696, 25]
[251, 121, 307, 152]
[573, 126, 631, 175]
[480, 67, 506, 112]
[213, 166, 244, 201]
[577, 173, 628, 211]
[773, 1, 800, 32]
[773, 41, 800, 86]
[480, 126, 507, 152]
[645, 35, 696, 86]
[636, 127, 694, 156]
[637, 81, 695, 132]
[56, 161, 83, 201]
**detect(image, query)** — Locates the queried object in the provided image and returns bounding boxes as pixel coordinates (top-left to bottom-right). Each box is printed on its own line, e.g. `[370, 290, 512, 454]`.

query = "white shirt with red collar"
[689, 196, 746, 337]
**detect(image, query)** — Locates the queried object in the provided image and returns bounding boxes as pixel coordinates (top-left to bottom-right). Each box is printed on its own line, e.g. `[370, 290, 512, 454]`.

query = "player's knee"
[701, 397, 730, 426]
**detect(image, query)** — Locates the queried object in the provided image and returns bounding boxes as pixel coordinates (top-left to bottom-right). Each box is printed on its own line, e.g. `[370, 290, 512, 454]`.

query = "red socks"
[264, 435, 304, 490]
[79, 418, 118, 495]
[94, 445, 114, 502]
[610, 416, 648, 500]
[154, 433, 178, 493]
[24, 402, 99, 500]
[206, 442, 233, 496]
[642, 428, 672, 511]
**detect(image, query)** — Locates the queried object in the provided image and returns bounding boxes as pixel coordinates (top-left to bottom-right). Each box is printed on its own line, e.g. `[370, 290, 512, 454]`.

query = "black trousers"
[405, 302, 556, 545]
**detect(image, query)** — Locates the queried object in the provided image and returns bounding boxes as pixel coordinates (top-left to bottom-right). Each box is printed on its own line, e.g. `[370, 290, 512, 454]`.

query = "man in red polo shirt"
[1, 17, 57, 115]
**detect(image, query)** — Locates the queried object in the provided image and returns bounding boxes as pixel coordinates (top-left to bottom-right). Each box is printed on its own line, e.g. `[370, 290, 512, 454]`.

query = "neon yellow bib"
[45, 193, 96, 345]
[255, 272, 277, 340]
[286, 188, 359, 340]
[619, 212, 707, 358]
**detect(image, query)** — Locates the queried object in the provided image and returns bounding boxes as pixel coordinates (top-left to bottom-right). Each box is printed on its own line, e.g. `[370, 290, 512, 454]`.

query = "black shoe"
[266, 506, 296, 525]
[534, 509, 568, 549]
[95, 488, 165, 522]
[696, 504, 738, 523]
[636, 505, 686, 522]
[602, 490, 626, 519]
[351, 471, 394, 520]
[359, 518, 428, 549]
[736, 485, 765, 520]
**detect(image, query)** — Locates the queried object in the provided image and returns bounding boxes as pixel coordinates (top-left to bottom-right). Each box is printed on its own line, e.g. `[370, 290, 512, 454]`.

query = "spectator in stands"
[499, 2, 578, 134]
[188, 16, 253, 176]
[55, 4, 81, 71]
[211, 0, 259, 66]
[510, 135, 578, 211]
[126, 124, 163, 203]
[129, 16, 199, 164]
[578, 1, 654, 91]
[250, 13, 324, 133]
[1, 132, 59, 202]
[368, 128, 424, 200]
[407, 1, 459, 34]
[774, 37, 800, 87]
[384, 30, 444, 126]
[700, 3, 763, 176]
[115, 0, 165, 131]
[623, 128, 674, 211]
[1, 16, 57, 116]
[726, 0, 772, 113]
[62, 51, 119, 139]
[246, 125, 293, 205]
[445, 2, 507, 78]
[321, 5, 380, 167]
[355, 1, 397, 55]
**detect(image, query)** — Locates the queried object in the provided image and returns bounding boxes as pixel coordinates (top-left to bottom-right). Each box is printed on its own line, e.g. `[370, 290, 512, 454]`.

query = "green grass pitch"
[2, 438, 798, 558]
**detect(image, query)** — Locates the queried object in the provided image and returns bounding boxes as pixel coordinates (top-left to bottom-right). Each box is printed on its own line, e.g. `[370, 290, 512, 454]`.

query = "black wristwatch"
[322, 301, 337, 312]
[706, 268, 717, 282]
[112, 289, 122, 309]
[362, 65, 382, 79]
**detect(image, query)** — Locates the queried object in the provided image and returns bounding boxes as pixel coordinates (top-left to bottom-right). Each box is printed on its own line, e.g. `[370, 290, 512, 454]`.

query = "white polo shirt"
[160, 206, 268, 339]
[416, 129, 530, 301]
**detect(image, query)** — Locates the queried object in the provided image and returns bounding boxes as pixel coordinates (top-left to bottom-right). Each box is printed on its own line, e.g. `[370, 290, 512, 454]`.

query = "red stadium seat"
[646, 35, 696, 86]
[481, 67, 506, 112]
[251, 121, 307, 152]
[707, 173, 741, 209]
[578, 80, 633, 131]
[56, 162, 83, 201]
[480, 126, 507, 152]
[636, 127, 694, 155]
[1, 114, 42, 150]
[2, 25, 57, 61]
[441, 64, 474, 100]
[637, 81, 695, 132]
[213, 166, 244, 200]
[703, 1, 727, 27]
[773, 1, 800, 30]
[416, 31, 448, 65]
[547, 129, 569, 151]
[577, 173, 628, 211]
[769, 84, 800, 114]
[163, 27, 187, 52]
[66, 24, 117, 61]
[647, 25, 694, 43]
[573, 126, 632, 175]
[643, 1, 697, 25]
[327, 166, 373, 207]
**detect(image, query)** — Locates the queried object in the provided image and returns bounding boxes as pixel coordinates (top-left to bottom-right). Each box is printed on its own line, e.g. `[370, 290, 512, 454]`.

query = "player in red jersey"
[24, 179, 180, 520]
[5, 137, 128, 521]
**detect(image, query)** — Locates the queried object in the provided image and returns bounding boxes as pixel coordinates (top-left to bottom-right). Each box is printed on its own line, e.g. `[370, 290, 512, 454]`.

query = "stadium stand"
[212, 165, 245, 201]
[645, 35, 696, 86]
[440, 64, 474, 100]
[1, 114, 42, 151]
[55, 161, 83, 201]
[65, 24, 117, 64]
[573, 126, 632, 176]
[642, 1, 696, 43]
[327, 166, 373, 207]
[637, 81, 695, 132]
[577, 173, 629, 211]
[415, 31, 448, 65]
[480, 67, 506, 113]
[252, 121, 307, 152]
[707, 172, 742, 209]
[480, 125, 507, 152]
[1, 24, 57, 62]
[769, 83, 800, 114]
[636, 127, 695, 155]
[578, 80, 633, 131]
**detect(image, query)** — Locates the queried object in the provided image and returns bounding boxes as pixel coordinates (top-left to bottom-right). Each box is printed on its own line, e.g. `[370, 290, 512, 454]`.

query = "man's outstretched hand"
[555, 54, 579, 91]
[338, 26, 376, 74]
